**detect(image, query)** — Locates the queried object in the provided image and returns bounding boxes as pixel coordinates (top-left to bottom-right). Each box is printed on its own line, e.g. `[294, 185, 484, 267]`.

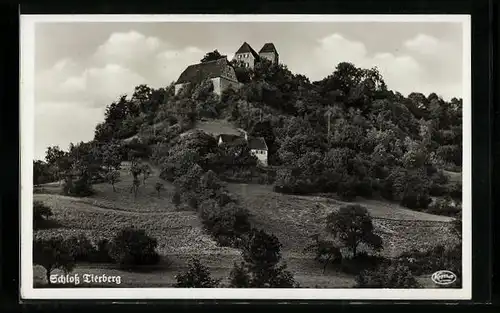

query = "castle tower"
[233, 42, 260, 69]
[258, 43, 279, 65]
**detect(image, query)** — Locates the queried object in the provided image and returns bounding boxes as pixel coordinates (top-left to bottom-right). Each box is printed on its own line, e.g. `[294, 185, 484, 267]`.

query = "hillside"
[33, 57, 463, 289]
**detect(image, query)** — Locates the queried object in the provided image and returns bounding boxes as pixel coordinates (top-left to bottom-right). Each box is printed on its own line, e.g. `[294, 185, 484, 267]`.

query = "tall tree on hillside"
[200, 50, 224, 63]
[326, 204, 383, 258]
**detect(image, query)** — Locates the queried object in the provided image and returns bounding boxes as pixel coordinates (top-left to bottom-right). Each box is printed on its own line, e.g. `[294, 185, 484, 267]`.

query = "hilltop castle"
[174, 42, 279, 96]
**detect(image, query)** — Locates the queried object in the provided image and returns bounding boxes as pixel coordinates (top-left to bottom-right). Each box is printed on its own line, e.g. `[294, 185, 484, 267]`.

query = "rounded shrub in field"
[108, 226, 160, 270]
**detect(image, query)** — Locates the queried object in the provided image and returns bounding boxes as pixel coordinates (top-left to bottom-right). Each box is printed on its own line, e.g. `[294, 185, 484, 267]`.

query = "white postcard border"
[20, 14, 472, 300]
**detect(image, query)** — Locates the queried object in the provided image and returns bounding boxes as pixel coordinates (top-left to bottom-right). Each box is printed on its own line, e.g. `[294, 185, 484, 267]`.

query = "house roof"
[259, 43, 278, 54]
[219, 134, 241, 144]
[219, 134, 268, 150]
[175, 58, 230, 84]
[235, 42, 260, 59]
[248, 136, 268, 150]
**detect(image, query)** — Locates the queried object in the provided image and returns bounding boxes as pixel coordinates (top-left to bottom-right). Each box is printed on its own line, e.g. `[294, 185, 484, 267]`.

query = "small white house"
[217, 132, 268, 166]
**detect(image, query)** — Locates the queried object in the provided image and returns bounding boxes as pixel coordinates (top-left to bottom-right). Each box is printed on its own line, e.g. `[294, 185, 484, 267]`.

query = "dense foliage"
[108, 226, 160, 270]
[33, 236, 76, 285]
[355, 262, 421, 288]
[229, 228, 298, 288]
[175, 258, 221, 288]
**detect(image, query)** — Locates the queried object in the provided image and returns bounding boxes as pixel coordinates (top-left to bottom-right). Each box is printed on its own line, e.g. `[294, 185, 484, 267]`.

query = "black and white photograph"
[20, 14, 471, 300]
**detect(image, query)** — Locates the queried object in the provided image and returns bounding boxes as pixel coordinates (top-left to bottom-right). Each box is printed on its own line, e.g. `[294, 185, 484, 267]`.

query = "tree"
[355, 262, 421, 288]
[229, 262, 251, 288]
[239, 228, 297, 288]
[106, 170, 120, 192]
[33, 201, 53, 229]
[155, 182, 164, 197]
[172, 189, 181, 208]
[33, 237, 75, 285]
[175, 258, 221, 287]
[141, 164, 152, 184]
[326, 205, 382, 258]
[304, 234, 342, 273]
[45, 146, 70, 184]
[108, 226, 160, 269]
[200, 50, 224, 63]
[131, 178, 141, 198]
[101, 140, 123, 172]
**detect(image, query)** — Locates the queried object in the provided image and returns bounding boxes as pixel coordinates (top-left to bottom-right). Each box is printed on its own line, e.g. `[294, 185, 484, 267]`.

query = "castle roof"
[176, 58, 230, 85]
[259, 43, 278, 54]
[235, 42, 260, 59]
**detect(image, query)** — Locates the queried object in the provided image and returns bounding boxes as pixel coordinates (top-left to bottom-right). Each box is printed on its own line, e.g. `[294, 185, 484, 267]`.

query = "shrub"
[355, 262, 421, 288]
[93, 239, 115, 263]
[304, 234, 343, 273]
[448, 182, 462, 200]
[33, 201, 53, 229]
[397, 244, 462, 282]
[199, 201, 251, 246]
[155, 182, 164, 197]
[339, 252, 388, 275]
[62, 175, 94, 197]
[232, 229, 298, 288]
[172, 190, 181, 208]
[175, 258, 221, 288]
[108, 226, 160, 270]
[425, 197, 461, 216]
[65, 234, 97, 263]
[229, 262, 251, 288]
[33, 236, 75, 285]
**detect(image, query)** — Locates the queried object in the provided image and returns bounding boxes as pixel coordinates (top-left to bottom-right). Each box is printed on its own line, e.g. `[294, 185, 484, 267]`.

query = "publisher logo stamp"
[431, 270, 457, 285]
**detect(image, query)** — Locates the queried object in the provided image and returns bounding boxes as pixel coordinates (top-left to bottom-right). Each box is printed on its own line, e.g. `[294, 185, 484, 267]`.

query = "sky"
[32, 21, 464, 160]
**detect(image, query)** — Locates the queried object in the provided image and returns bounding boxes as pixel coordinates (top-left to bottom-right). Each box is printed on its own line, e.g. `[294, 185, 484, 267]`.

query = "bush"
[355, 262, 421, 288]
[397, 244, 462, 279]
[62, 175, 94, 197]
[33, 201, 53, 229]
[229, 262, 251, 288]
[66, 234, 97, 263]
[33, 236, 75, 285]
[175, 258, 221, 288]
[232, 229, 298, 288]
[94, 239, 115, 263]
[339, 252, 388, 275]
[199, 201, 251, 246]
[425, 197, 461, 216]
[108, 226, 160, 270]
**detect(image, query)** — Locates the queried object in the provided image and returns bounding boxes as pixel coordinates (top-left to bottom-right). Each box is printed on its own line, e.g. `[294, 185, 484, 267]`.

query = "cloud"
[36, 31, 207, 107]
[404, 34, 444, 55]
[290, 33, 461, 100]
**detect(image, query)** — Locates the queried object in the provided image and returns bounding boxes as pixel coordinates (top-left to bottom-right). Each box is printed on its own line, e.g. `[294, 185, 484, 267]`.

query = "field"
[33, 162, 458, 288]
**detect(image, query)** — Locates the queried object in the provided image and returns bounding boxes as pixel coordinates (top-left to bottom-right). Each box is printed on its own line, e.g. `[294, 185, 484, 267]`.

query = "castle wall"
[211, 77, 242, 96]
